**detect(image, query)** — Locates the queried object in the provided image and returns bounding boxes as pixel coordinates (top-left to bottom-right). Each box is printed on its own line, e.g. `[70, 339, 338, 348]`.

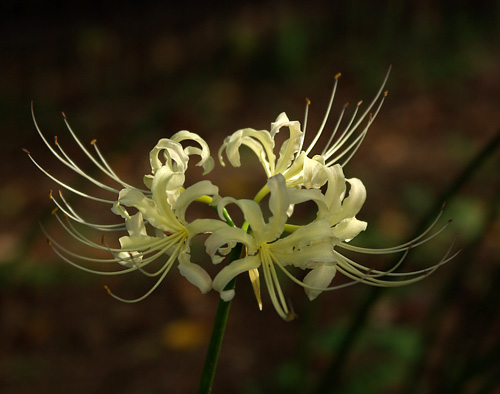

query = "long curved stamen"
[338, 208, 450, 255]
[53, 213, 176, 256]
[321, 102, 349, 156]
[53, 136, 121, 194]
[260, 247, 290, 320]
[298, 98, 311, 154]
[326, 90, 388, 167]
[104, 241, 185, 303]
[50, 191, 127, 231]
[25, 151, 115, 203]
[44, 220, 186, 285]
[304, 73, 341, 156]
[91, 140, 150, 194]
[31, 104, 147, 195]
[334, 239, 457, 286]
[60, 112, 146, 191]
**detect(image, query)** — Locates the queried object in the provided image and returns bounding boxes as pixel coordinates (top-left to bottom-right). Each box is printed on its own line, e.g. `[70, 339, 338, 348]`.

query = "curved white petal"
[265, 174, 289, 242]
[212, 255, 261, 301]
[331, 218, 367, 242]
[218, 128, 275, 177]
[178, 253, 212, 294]
[205, 226, 256, 263]
[341, 177, 367, 218]
[271, 113, 303, 175]
[303, 263, 337, 300]
[170, 130, 214, 175]
[175, 180, 219, 224]
[149, 138, 189, 174]
[186, 218, 228, 239]
[273, 242, 335, 269]
[323, 164, 346, 213]
[125, 212, 147, 237]
[276, 220, 333, 250]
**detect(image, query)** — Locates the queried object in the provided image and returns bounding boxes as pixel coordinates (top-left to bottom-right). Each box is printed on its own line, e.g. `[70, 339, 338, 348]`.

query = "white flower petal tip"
[220, 289, 235, 302]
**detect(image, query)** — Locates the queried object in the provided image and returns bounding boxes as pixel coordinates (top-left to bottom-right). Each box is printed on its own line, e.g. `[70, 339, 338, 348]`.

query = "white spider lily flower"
[109, 173, 227, 299]
[26, 108, 223, 301]
[218, 69, 390, 197]
[287, 164, 459, 300]
[288, 164, 367, 241]
[206, 174, 338, 321]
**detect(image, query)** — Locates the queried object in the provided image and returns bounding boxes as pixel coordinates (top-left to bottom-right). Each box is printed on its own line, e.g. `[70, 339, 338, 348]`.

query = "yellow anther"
[49, 190, 53, 199]
[305, 97, 311, 105]
[384, 90, 388, 96]
[54, 136, 59, 145]
[51, 207, 58, 215]
[91, 139, 97, 145]
[334, 72, 341, 80]
[104, 285, 112, 295]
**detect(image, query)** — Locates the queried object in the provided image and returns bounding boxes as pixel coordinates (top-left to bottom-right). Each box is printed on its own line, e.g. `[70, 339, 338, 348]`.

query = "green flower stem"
[314, 127, 500, 394]
[198, 242, 243, 394]
[253, 183, 270, 203]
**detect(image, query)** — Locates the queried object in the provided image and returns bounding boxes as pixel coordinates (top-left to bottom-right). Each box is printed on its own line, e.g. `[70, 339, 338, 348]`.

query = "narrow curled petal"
[170, 130, 214, 174]
[270, 113, 303, 175]
[340, 177, 367, 219]
[186, 218, 228, 240]
[174, 180, 219, 223]
[265, 174, 290, 242]
[323, 164, 346, 214]
[205, 226, 256, 262]
[149, 138, 189, 174]
[178, 253, 212, 294]
[331, 218, 367, 242]
[218, 128, 276, 177]
[303, 263, 337, 301]
[212, 255, 261, 301]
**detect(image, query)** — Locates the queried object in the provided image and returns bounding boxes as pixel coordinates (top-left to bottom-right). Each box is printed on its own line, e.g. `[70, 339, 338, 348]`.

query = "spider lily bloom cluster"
[27, 72, 457, 320]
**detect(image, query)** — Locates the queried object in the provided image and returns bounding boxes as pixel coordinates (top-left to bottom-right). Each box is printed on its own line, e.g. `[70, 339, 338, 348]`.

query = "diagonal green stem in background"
[314, 127, 500, 394]
[198, 243, 243, 394]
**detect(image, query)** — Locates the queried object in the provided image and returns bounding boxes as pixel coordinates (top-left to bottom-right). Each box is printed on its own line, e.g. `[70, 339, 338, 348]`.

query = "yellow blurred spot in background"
[162, 318, 210, 350]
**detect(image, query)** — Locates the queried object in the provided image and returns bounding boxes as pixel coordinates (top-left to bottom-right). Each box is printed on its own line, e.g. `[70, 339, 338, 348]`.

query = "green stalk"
[198, 243, 243, 394]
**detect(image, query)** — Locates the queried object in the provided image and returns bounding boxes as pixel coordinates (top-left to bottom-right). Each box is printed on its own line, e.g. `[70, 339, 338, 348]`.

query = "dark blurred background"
[1, 1, 499, 393]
